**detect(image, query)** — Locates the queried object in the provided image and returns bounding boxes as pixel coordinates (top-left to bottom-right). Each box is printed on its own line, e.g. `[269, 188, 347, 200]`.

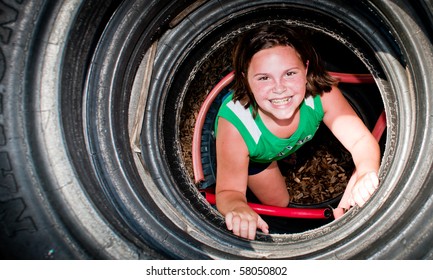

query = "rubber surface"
[0, 0, 432, 259]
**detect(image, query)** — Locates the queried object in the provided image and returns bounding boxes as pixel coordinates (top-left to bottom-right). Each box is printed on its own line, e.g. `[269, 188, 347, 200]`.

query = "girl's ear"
[305, 60, 310, 77]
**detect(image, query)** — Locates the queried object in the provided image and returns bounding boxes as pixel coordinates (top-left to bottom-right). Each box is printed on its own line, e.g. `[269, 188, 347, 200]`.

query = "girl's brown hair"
[232, 23, 337, 116]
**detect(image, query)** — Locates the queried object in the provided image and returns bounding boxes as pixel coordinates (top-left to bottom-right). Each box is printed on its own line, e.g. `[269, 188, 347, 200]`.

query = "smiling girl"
[214, 23, 380, 240]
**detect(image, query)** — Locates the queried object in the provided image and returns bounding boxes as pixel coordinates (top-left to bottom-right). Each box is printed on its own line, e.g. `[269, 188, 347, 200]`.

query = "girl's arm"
[215, 117, 269, 239]
[321, 86, 381, 217]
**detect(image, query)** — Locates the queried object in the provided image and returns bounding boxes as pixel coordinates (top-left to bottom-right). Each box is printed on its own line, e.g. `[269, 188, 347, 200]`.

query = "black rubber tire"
[1, 0, 432, 259]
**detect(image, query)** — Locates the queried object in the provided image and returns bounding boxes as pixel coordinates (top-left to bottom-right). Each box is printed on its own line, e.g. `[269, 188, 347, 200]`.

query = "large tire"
[1, 0, 432, 259]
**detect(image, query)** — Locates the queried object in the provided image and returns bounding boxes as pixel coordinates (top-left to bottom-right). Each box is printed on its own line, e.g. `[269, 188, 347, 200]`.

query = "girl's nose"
[272, 81, 287, 94]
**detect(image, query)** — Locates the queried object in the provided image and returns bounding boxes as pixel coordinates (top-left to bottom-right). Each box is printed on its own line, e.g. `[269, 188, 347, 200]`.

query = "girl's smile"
[270, 96, 292, 105]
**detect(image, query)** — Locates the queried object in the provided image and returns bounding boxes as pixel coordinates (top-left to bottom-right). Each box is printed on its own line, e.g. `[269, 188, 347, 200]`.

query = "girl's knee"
[274, 194, 290, 208]
[263, 193, 290, 208]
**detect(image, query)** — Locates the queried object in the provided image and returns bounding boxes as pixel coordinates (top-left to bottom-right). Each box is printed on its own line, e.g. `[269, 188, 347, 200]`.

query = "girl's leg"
[247, 161, 290, 207]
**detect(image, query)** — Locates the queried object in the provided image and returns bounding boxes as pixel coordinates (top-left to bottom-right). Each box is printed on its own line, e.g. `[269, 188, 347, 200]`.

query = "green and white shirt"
[215, 92, 324, 163]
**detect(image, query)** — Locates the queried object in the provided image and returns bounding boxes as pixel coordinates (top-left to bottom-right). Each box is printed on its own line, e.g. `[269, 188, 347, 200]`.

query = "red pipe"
[329, 72, 375, 84]
[203, 192, 332, 219]
[193, 72, 234, 183]
[193, 71, 384, 220]
[372, 111, 386, 141]
[192, 71, 377, 183]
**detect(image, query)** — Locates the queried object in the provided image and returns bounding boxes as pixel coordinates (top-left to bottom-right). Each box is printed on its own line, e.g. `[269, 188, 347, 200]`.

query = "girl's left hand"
[333, 171, 379, 219]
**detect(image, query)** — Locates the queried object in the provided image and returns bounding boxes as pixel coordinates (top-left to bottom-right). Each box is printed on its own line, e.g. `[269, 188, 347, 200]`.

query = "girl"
[214, 23, 380, 240]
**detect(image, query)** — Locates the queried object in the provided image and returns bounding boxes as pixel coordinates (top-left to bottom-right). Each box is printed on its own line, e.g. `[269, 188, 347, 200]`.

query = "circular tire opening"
[176, 26, 384, 233]
[145, 4, 386, 237]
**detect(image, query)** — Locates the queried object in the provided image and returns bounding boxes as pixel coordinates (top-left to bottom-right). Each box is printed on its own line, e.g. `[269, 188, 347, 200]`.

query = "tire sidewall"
[1, 0, 433, 259]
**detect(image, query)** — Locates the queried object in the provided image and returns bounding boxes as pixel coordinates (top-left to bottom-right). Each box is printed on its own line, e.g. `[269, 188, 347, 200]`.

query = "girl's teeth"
[271, 97, 291, 104]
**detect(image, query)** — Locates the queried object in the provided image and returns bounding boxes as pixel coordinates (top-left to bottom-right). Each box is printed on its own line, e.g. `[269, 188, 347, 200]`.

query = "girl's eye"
[258, 76, 269, 81]
[286, 71, 296, 77]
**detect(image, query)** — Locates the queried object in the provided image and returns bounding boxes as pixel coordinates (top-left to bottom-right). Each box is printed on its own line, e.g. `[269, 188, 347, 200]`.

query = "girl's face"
[247, 45, 307, 124]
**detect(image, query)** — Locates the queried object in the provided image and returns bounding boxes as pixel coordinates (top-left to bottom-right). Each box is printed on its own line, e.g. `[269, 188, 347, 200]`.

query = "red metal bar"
[372, 111, 386, 141]
[203, 192, 331, 219]
[329, 72, 375, 84]
[193, 72, 234, 183]
[192, 71, 378, 183]
[192, 71, 385, 219]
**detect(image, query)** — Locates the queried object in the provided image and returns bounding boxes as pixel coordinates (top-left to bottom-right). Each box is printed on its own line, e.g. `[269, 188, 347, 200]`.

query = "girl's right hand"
[225, 207, 269, 240]
[333, 171, 379, 219]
